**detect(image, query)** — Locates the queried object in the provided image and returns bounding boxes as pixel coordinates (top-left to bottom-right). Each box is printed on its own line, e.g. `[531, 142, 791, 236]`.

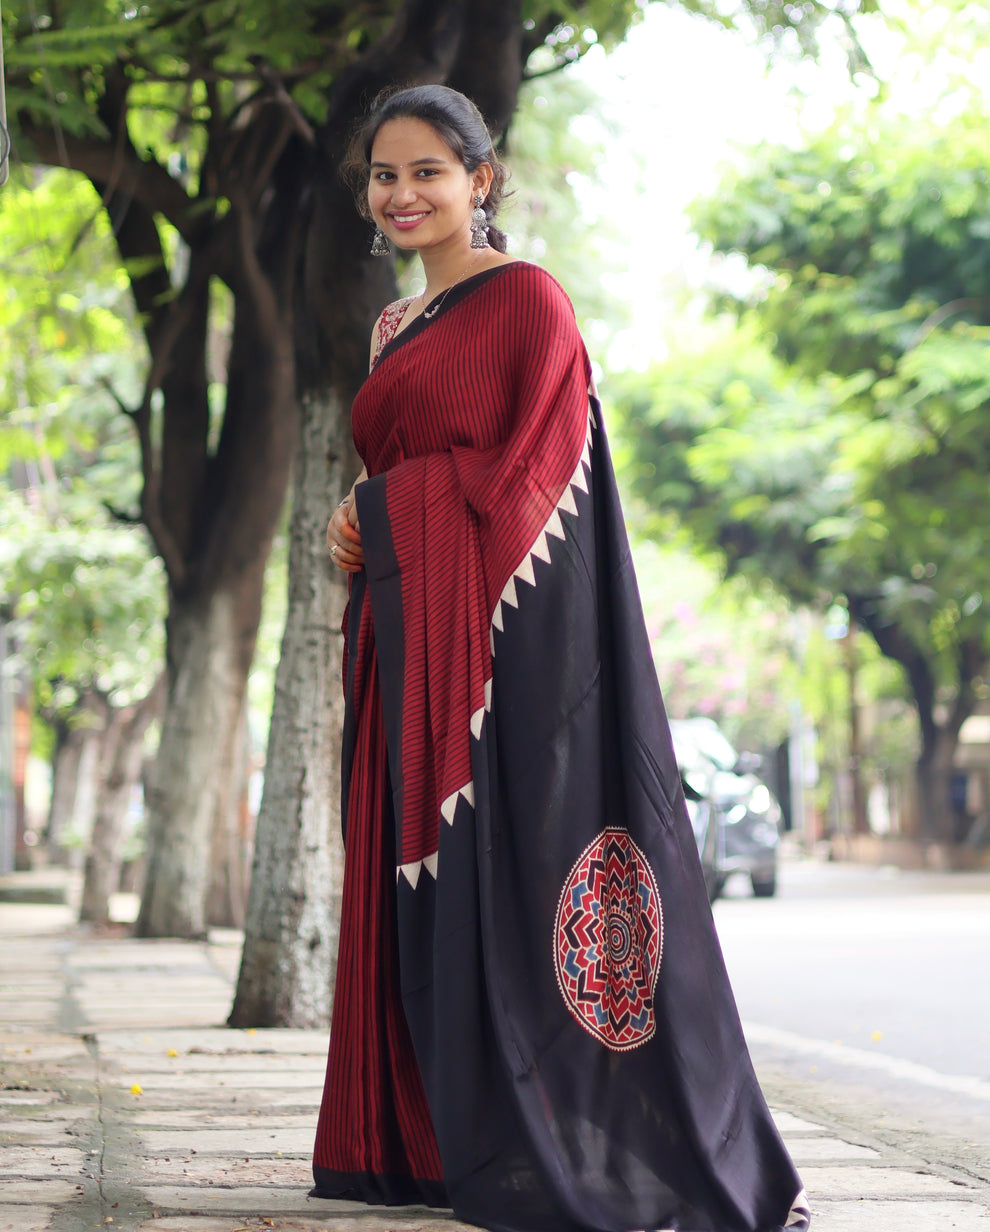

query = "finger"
[340, 517, 362, 544]
[331, 540, 363, 562]
[330, 539, 364, 571]
[327, 509, 358, 547]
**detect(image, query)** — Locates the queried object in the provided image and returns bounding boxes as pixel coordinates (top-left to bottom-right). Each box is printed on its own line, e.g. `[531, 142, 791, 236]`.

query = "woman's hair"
[343, 84, 510, 254]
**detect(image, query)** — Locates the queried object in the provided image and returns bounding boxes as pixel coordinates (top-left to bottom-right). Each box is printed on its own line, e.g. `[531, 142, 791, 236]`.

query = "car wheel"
[751, 871, 776, 898]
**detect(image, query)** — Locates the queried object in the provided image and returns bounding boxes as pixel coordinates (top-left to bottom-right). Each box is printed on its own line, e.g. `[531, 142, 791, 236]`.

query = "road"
[712, 858, 990, 1184]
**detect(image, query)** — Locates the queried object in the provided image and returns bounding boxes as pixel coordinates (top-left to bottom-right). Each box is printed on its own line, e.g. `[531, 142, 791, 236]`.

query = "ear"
[471, 161, 494, 199]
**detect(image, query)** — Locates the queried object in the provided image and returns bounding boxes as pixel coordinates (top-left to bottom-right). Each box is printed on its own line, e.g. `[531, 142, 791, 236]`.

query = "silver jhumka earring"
[370, 227, 391, 256]
[470, 195, 489, 249]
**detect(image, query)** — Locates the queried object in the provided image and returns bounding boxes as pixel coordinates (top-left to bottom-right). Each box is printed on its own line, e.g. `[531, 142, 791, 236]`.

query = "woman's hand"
[327, 492, 364, 573]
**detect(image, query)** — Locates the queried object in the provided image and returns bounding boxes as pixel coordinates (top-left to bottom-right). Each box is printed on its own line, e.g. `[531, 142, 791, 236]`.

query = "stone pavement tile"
[251, 1220, 474, 1232]
[0, 1092, 63, 1108]
[128, 1112, 315, 1129]
[98, 1029, 326, 1056]
[0, 1145, 87, 1176]
[75, 981, 228, 1001]
[810, 1198, 990, 1231]
[0, 1035, 92, 1064]
[118, 1154, 314, 1186]
[104, 1053, 326, 1075]
[0, 1117, 96, 1145]
[136, 1185, 358, 1214]
[0, 904, 75, 936]
[133, 1221, 286, 1232]
[77, 979, 229, 998]
[0, 967, 62, 985]
[111, 1070, 321, 1092]
[0, 1001, 62, 1024]
[0, 1207, 60, 1232]
[137, 1127, 315, 1154]
[133, 1188, 479, 1225]
[801, 1165, 979, 1198]
[118, 1090, 320, 1112]
[132, 1217, 474, 1232]
[66, 941, 218, 970]
[1, 1044, 64, 1066]
[772, 1111, 826, 1135]
[75, 1004, 234, 1030]
[0, 944, 61, 965]
[0, 1179, 83, 1203]
[788, 1137, 881, 1163]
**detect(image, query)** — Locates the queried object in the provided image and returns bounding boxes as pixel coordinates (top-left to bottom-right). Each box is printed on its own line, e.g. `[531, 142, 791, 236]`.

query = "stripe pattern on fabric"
[396, 403, 595, 888]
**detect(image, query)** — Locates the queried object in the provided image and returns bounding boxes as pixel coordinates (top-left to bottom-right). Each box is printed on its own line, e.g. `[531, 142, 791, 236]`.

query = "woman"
[316, 84, 810, 1232]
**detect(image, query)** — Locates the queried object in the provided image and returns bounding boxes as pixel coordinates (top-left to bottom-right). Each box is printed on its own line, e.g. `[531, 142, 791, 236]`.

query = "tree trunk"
[45, 692, 106, 866]
[843, 628, 869, 836]
[849, 599, 987, 849]
[79, 679, 163, 926]
[229, 387, 353, 1027]
[916, 728, 960, 846]
[206, 705, 252, 929]
[136, 576, 262, 939]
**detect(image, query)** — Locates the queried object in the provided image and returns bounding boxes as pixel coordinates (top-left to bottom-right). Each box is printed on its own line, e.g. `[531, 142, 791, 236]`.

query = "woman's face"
[367, 117, 491, 253]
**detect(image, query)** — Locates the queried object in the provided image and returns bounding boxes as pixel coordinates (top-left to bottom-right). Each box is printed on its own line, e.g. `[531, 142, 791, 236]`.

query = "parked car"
[670, 718, 782, 900]
[670, 728, 722, 901]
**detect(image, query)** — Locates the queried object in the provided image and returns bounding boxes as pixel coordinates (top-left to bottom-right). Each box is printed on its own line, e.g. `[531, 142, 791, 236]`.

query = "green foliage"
[612, 323, 847, 596]
[0, 160, 161, 718]
[634, 540, 799, 751]
[688, 104, 990, 688]
[613, 74, 990, 828]
[675, 0, 878, 70]
[1, 0, 645, 167]
[694, 108, 990, 379]
[507, 72, 629, 349]
[0, 495, 165, 713]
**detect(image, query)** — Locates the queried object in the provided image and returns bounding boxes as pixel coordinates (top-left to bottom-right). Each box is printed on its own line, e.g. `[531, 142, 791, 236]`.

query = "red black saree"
[312, 262, 810, 1232]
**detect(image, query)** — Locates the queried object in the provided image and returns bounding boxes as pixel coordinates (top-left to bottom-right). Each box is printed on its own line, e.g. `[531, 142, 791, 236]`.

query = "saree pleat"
[312, 598, 445, 1207]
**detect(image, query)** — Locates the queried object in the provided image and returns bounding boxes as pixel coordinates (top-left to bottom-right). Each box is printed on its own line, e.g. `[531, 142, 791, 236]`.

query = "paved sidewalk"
[1, 883, 989, 1232]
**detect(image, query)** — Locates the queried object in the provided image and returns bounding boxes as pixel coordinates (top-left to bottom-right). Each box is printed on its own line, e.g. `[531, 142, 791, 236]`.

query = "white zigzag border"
[785, 1189, 811, 1229]
[396, 402, 597, 888]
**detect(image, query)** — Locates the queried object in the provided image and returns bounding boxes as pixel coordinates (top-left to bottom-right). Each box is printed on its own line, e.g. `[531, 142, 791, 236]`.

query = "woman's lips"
[388, 212, 428, 230]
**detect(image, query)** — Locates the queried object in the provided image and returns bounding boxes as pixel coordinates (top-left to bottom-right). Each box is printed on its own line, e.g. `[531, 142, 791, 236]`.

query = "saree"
[312, 261, 810, 1232]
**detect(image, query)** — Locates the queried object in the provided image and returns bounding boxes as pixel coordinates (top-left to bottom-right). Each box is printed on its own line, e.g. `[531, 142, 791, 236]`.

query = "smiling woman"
[314, 82, 810, 1232]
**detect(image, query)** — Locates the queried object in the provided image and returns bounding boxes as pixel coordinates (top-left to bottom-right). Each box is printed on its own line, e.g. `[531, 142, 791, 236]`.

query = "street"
[714, 858, 990, 1184]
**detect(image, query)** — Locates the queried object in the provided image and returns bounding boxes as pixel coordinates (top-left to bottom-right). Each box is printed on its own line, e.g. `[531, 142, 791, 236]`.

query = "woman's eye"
[374, 171, 394, 182]
[416, 168, 438, 177]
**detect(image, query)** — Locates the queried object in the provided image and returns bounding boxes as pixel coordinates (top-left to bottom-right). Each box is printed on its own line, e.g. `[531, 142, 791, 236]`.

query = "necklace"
[422, 253, 483, 320]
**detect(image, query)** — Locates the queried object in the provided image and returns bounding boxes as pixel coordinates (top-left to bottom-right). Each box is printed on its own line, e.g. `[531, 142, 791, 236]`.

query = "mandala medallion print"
[554, 828, 663, 1051]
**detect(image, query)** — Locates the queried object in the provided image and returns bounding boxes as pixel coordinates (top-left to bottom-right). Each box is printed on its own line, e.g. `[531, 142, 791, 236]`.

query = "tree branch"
[909, 298, 989, 349]
[18, 125, 205, 245]
[98, 376, 136, 420]
[848, 592, 938, 759]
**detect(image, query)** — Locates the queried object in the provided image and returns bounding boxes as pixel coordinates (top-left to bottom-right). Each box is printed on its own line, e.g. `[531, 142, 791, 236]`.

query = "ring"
[330, 544, 338, 556]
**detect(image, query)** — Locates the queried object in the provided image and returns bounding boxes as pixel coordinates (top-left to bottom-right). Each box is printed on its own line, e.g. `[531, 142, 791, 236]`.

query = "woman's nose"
[391, 176, 417, 204]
